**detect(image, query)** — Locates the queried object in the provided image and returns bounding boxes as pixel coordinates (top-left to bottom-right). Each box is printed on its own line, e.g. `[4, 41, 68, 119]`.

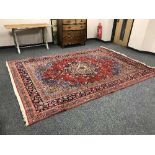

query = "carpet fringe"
[100, 46, 155, 69]
[6, 61, 29, 126]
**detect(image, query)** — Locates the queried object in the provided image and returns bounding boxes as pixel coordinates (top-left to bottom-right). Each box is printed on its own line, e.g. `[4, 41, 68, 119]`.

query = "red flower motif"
[43, 56, 115, 85]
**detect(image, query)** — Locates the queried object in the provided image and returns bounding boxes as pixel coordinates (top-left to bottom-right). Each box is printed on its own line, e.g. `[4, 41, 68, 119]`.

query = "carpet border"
[6, 61, 29, 126]
[100, 46, 155, 69]
[5, 46, 155, 126]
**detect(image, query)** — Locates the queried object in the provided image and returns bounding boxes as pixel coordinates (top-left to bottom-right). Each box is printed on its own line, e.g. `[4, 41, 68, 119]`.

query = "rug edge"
[100, 46, 155, 69]
[6, 61, 29, 126]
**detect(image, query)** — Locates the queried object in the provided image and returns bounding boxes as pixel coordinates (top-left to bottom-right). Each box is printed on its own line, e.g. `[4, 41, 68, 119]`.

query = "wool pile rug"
[6, 46, 155, 126]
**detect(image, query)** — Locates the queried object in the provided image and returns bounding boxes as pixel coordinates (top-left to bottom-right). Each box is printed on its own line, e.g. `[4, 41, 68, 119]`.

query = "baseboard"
[0, 39, 112, 49]
[0, 41, 54, 49]
[96, 38, 112, 43]
[87, 38, 97, 40]
[87, 38, 112, 43]
[127, 46, 141, 52]
[127, 46, 155, 55]
[2, 40, 153, 55]
[87, 40, 155, 55]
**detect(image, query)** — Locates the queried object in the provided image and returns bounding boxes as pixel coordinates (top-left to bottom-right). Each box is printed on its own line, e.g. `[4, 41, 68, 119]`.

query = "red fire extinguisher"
[97, 23, 102, 40]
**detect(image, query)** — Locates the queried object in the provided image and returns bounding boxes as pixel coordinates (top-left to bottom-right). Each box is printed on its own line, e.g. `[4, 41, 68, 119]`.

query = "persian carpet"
[6, 47, 155, 126]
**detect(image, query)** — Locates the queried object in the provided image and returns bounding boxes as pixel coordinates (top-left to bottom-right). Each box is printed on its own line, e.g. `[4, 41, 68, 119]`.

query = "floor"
[0, 39, 155, 135]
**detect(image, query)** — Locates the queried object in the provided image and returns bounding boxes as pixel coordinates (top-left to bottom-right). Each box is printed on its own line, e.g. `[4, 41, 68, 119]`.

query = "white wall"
[0, 19, 114, 47]
[87, 19, 114, 41]
[128, 19, 155, 53]
[87, 19, 99, 38]
[2, 19, 155, 52]
[0, 19, 52, 47]
[128, 19, 149, 50]
[99, 19, 114, 41]
[141, 20, 155, 53]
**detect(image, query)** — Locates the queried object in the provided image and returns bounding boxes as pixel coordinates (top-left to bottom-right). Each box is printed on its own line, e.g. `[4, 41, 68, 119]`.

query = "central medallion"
[66, 62, 97, 76]
[36, 56, 121, 87]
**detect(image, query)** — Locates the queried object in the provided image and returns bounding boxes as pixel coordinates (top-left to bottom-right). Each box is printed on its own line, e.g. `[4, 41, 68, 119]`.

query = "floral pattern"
[7, 47, 155, 125]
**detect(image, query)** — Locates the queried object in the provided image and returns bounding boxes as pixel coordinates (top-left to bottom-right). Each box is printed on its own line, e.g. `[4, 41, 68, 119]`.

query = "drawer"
[63, 31, 74, 37]
[63, 36, 86, 45]
[63, 30, 86, 46]
[63, 19, 76, 25]
[63, 30, 86, 38]
[63, 24, 86, 31]
[76, 19, 86, 24]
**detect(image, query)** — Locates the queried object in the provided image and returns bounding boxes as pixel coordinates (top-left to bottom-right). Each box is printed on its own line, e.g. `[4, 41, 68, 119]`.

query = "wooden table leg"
[12, 29, 21, 54]
[43, 27, 49, 50]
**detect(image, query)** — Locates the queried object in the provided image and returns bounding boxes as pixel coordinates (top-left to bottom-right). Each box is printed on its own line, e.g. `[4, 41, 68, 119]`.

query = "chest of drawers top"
[62, 19, 86, 25]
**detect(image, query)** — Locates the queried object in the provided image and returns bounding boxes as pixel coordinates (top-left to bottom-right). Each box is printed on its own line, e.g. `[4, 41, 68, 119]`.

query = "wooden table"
[4, 23, 50, 54]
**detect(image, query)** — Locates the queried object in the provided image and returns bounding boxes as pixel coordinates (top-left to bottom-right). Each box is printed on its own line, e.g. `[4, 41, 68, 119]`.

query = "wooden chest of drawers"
[57, 19, 87, 47]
